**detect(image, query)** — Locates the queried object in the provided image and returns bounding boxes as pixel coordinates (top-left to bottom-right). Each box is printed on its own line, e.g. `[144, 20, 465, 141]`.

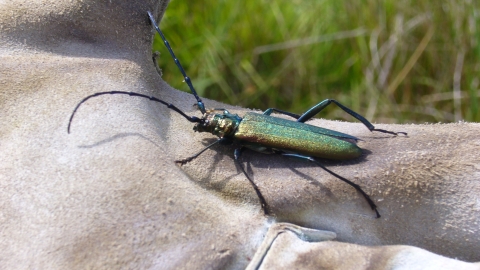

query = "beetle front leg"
[175, 138, 227, 165]
[297, 99, 407, 136]
[282, 153, 381, 218]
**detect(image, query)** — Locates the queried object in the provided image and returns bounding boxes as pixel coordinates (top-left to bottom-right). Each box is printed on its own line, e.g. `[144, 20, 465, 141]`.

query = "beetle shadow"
[243, 147, 372, 170]
[240, 155, 332, 195]
[191, 138, 375, 182]
[236, 147, 373, 193]
[173, 137, 379, 211]
[77, 132, 161, 149]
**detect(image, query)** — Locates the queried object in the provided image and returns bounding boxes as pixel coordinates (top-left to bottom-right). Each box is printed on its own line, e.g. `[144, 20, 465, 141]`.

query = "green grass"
[153, 0, 480, 123]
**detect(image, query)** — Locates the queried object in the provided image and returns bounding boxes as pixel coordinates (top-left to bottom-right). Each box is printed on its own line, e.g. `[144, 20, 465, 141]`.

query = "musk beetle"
[68, 11, 407, 218]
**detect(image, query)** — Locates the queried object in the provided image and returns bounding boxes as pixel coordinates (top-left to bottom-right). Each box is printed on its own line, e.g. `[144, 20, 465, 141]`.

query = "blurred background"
[153, 0, 480, 124]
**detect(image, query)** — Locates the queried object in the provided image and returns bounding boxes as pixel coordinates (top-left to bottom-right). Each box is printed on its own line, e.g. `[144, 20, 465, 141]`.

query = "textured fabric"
[1, 0, 479, 268]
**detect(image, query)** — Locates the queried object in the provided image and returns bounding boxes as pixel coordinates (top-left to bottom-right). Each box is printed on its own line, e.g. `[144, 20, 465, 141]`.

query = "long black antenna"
[67, 91, 201, 134]
[147, 11, 206, 114]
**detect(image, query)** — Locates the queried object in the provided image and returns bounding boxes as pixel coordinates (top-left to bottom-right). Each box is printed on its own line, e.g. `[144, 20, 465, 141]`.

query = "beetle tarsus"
[175, 158, 193, 165]
[372, 128, 408, 136]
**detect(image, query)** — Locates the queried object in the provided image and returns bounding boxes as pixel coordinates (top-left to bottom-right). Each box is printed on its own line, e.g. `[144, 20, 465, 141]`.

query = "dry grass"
[153, 0, 480, 123]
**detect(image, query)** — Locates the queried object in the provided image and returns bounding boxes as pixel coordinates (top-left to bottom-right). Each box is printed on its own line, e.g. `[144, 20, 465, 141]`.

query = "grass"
[153, 0, 480, 123]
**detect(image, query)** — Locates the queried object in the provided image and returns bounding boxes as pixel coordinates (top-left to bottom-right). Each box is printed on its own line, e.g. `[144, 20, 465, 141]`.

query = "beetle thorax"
[193, 112, 242, 138]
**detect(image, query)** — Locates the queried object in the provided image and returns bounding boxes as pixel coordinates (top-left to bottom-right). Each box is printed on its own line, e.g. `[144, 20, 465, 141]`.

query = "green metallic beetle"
[68, 11, 406, 218]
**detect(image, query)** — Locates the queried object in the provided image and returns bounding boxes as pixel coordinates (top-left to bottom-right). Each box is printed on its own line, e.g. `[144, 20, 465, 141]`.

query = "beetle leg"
[282, 153, 380, 218]
[175, 138, 227, 165]
[296, 99, 407, 136]
[263, 108, 302, 119]
[234, 148, 270, 215]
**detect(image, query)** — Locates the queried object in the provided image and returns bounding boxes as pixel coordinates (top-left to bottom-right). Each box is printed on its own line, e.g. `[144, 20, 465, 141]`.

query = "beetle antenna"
[147, 11, 206, 115]
[67, 91, 201, 134]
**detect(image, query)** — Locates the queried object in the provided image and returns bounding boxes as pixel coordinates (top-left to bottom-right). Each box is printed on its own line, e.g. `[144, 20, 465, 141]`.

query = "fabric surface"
[1, 0, 479, 268]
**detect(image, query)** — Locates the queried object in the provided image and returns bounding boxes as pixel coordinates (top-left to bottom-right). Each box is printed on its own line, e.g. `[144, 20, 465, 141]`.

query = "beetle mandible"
[68, 11, 407, 218]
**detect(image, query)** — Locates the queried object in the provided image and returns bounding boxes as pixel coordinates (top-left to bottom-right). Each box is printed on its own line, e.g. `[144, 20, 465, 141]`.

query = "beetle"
[68, 11, 407, 218]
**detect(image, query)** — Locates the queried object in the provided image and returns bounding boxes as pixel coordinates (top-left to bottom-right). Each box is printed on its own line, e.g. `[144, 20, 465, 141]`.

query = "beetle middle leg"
[234, 147, 270, 215]
[282, 153, 381, 218]
[175, 138, 228, 165]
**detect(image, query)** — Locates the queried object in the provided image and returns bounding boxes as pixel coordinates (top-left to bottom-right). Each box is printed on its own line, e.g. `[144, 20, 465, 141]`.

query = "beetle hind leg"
[297, 99, 407, 136]
[282, 153, 381, 218]
[263, 108, 302, 119]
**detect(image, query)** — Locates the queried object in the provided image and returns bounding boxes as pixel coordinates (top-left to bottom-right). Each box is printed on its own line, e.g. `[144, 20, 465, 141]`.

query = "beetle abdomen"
[235, 113, 362, 160]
